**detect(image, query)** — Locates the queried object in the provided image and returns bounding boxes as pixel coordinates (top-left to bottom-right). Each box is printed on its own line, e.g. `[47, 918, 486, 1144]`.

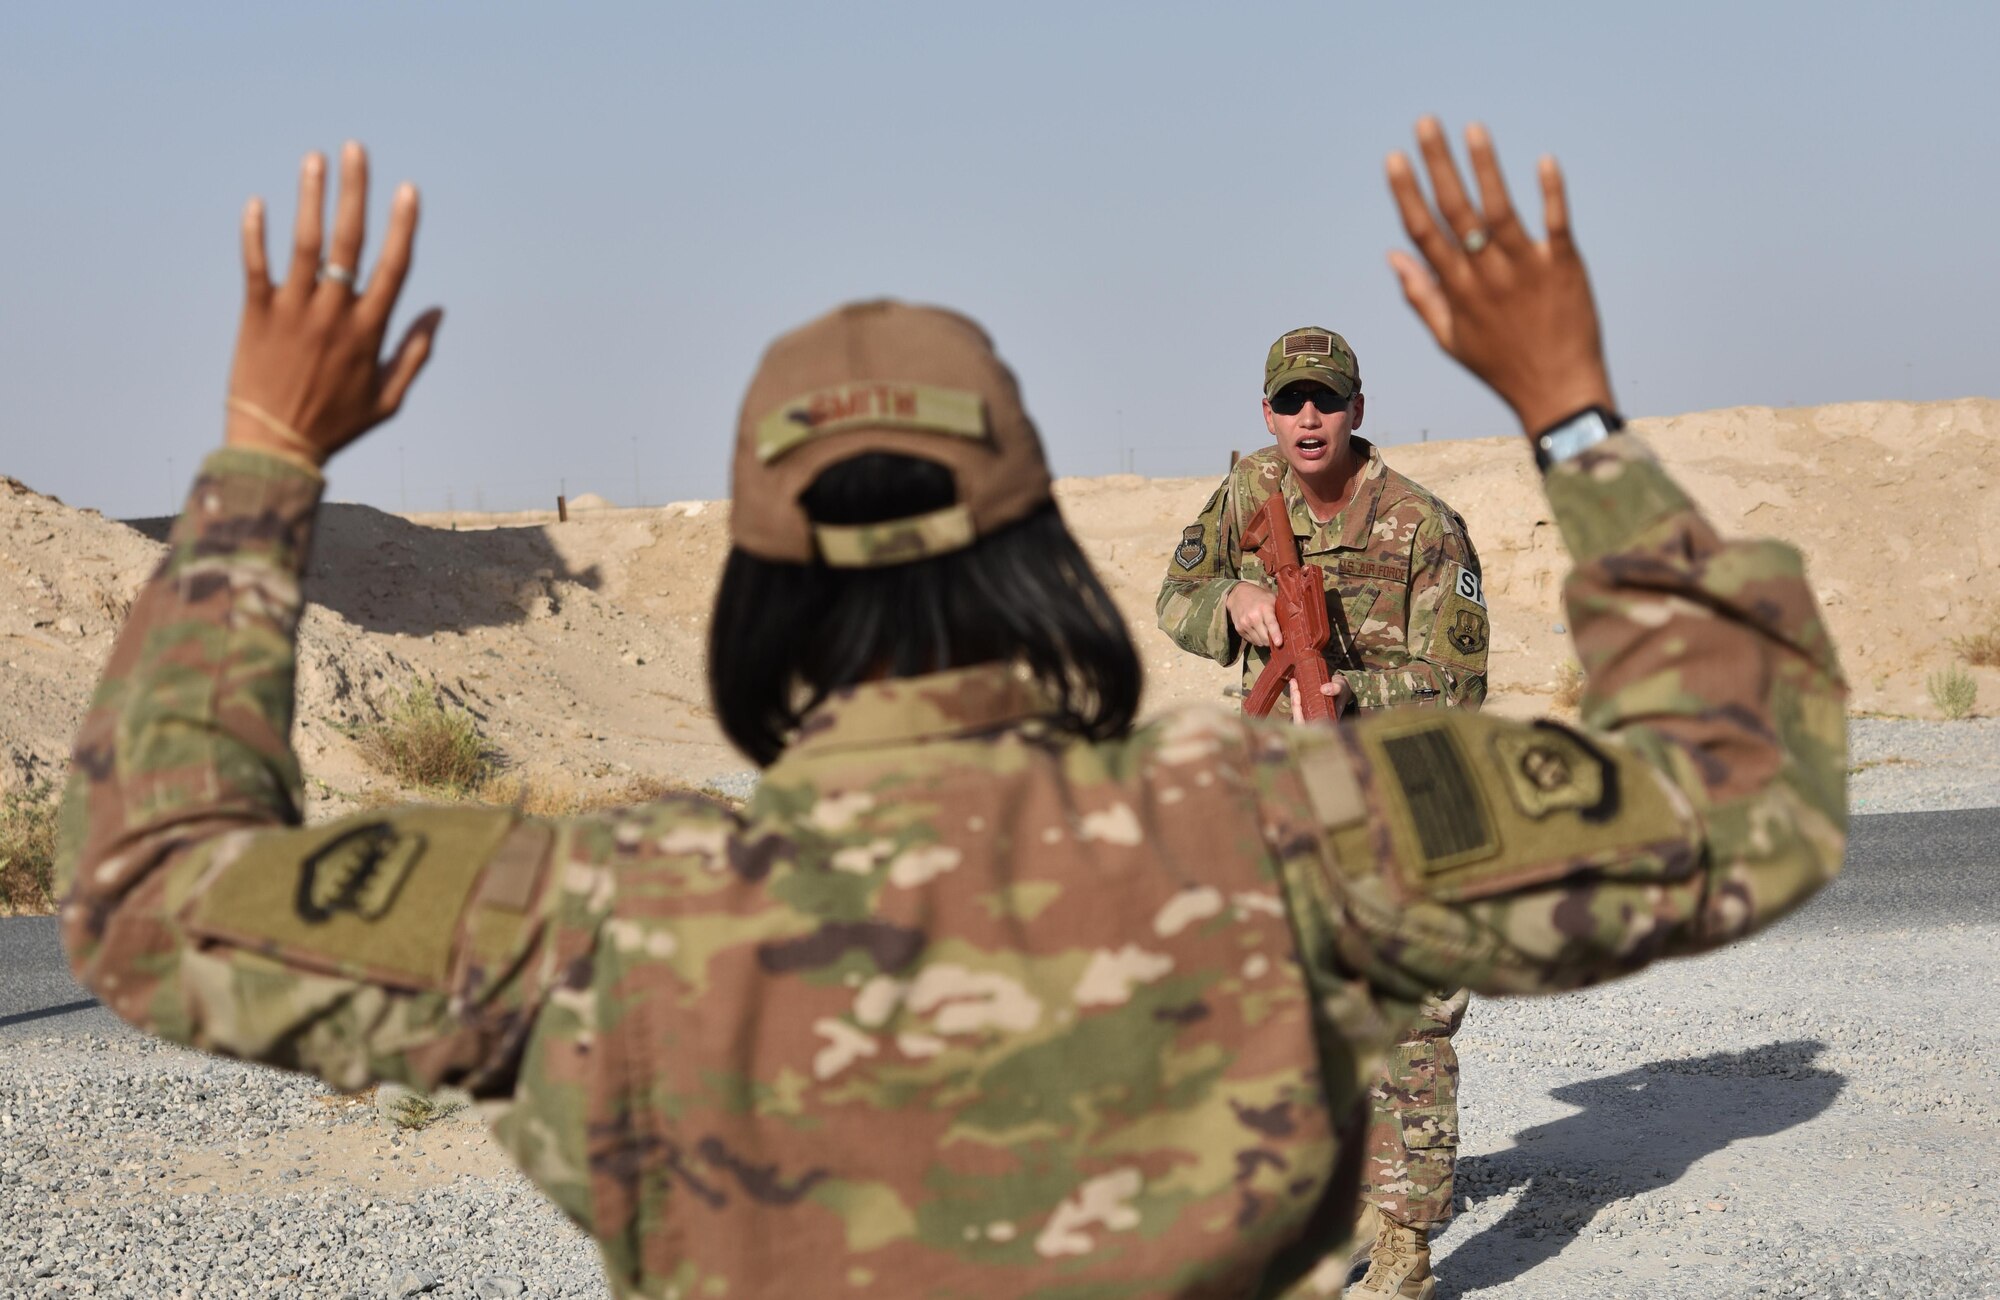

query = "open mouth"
[1295, 437, 1329, 458]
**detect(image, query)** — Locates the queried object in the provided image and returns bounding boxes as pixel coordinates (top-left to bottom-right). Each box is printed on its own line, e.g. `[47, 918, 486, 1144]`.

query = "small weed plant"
[1927, 663, 1978, 721]
[1552, 662, 1584, 711]
[357, 678, 496, 794]
[0, 784, 58, 915]
[1953, 613, 2000, 669]
[479, 772, 737, 816]
[376, 1083, 470, 1132]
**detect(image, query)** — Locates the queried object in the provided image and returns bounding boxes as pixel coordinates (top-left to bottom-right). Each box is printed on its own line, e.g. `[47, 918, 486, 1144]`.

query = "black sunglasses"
[1268, 384, 1348, 417]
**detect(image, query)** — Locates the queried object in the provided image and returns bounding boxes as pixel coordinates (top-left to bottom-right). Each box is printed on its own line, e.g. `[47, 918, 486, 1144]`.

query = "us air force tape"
[181, 807, 525, 988]
[1303, 712, 1701, 905]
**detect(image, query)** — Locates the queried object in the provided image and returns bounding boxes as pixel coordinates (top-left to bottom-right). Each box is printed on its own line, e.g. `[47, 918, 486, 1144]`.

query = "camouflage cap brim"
[1264, 363, 1358, 402]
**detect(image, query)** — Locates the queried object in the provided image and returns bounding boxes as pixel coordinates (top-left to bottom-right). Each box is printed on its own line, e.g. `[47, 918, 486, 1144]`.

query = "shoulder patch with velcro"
[181, 806, 523, 989]
[1492, 722, 1618, 822]
[1427, 564, 1490, 672]
[1346, 713, 1699, 904]
[1174, 523, 1208, 570]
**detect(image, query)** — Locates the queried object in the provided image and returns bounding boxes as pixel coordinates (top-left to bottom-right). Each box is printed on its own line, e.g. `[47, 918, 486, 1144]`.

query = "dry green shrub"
[356, 678, 497, 794]
[480, 772, 739, 816]
[1927, 663, 1978, 721]
[1953, 614, 2000, 668]
[0, 785, 59, 916]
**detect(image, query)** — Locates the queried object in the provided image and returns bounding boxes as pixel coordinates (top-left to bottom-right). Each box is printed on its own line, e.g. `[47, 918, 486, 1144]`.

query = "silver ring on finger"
[1461, 228, 1491, 255]
[320, 262, 357, 288]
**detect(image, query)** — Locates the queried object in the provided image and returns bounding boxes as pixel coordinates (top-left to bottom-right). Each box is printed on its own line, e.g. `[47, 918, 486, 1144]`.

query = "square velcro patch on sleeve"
[1353, 712, 1702, 905]
[1376, 724, 1498, 870]
[1427, 569, 1490, 673]
[181, 806, 520, 989]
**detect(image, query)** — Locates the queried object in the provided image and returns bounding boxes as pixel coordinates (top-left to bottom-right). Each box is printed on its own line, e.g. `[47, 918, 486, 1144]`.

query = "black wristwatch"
[1533, 405, 1626, 472]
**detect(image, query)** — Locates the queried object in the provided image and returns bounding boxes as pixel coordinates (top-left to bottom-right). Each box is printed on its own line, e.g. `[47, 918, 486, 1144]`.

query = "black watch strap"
[1533, 405, 1626, 472]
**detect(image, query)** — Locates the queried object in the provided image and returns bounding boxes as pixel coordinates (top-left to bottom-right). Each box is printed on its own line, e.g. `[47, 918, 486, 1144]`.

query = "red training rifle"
[1239, 492, 1341, 725]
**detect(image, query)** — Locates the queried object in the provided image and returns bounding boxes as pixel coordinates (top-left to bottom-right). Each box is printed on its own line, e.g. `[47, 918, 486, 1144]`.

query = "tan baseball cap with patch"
[1264, 326, 1360, 400]
[730, 300, 1055, 568]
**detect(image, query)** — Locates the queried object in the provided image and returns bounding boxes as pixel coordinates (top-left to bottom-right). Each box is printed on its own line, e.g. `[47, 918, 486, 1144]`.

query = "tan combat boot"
[1343, 1217, 1435, 1300]
[1345, 1201, 1382, 1269]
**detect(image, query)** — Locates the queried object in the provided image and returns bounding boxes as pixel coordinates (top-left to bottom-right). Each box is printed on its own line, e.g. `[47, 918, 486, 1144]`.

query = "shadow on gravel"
[1436, 1039, 1842, 1297]
[0, 998, 98, 1029]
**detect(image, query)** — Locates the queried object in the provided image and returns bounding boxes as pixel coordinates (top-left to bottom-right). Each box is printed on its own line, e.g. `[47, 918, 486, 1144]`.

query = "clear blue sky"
[2, 2, 1993, 517]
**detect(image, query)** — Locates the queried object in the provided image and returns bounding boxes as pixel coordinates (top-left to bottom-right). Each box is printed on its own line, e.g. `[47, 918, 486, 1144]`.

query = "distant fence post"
[1229, 449, 1240, 470]
[557, 494, 568, 523]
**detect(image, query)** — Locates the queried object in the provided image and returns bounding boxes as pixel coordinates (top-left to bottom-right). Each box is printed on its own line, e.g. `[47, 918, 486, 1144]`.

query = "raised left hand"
[224, 142, 442, 467]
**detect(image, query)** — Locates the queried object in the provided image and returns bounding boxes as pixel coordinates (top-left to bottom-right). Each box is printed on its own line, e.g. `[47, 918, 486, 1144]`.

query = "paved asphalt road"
[5, 805, 1996, 1036]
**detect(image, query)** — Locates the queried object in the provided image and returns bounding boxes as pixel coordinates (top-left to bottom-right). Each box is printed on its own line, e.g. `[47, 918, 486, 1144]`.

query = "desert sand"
[4, 398, 1996, 809]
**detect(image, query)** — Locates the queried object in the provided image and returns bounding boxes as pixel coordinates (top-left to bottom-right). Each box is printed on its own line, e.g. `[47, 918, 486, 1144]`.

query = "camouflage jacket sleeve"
[1155, 478, 1248, 665]
[54, 449, 569, 1102]
[1268, 434, 1846, 1002]
[1337, 509, 1489, 712]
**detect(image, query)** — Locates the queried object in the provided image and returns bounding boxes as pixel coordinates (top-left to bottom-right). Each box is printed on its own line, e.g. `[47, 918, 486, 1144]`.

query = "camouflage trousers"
[1362, 987, 1469, 1228]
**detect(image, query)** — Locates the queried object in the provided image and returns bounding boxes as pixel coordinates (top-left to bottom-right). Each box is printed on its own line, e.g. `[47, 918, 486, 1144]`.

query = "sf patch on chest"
[1174, 523, 1208, 570]
[181, 807, 520, 988]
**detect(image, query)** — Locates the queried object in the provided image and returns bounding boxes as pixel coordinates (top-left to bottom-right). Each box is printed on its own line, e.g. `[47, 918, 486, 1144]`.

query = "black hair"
[708, 453, 1142, 766]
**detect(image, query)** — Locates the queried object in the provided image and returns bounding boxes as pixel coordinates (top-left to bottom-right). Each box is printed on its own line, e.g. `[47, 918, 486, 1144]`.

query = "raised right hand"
[223, 142, 443, 468]
[1226, 582, 1284, 649]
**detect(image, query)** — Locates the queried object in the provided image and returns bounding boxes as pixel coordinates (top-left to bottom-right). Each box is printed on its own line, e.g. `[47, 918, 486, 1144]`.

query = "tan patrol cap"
[1264, 326, 1360, 400]
[730, 300, 1055, 568]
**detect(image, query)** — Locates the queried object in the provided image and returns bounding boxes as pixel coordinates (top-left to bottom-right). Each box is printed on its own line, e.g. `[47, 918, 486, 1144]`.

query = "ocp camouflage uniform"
[1156, 441, 1489, 712]
[1157, 441, 1485, 1228]
[58, 433, 1846, 1299]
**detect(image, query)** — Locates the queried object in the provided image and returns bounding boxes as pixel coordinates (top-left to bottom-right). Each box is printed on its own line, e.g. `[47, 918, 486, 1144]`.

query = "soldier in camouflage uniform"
[1156, 330, 1488, 712]
[1157, 331, 1485, 1294]
[58, 124, 1848, 1300]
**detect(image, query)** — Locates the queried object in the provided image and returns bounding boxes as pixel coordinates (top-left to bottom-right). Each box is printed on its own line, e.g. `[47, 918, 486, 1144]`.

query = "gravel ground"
[0, 1034, 603, 1298]
[1433, 879, 1998, 1296]
[4, 718, 1995, 1299]
[1847, 716, 2000, 814]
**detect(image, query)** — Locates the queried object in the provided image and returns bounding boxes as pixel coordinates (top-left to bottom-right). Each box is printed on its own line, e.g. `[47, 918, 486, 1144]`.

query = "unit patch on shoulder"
[181, 807, 520, 989]
[1348, 712, 1697, 906]
[1446, 608, 1489, 656]
[1491, 722, 1619, 822]
[1428, 565, 1490, 671]
[297, 823, 426, 923]
[1175, 524, 1208, 570]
